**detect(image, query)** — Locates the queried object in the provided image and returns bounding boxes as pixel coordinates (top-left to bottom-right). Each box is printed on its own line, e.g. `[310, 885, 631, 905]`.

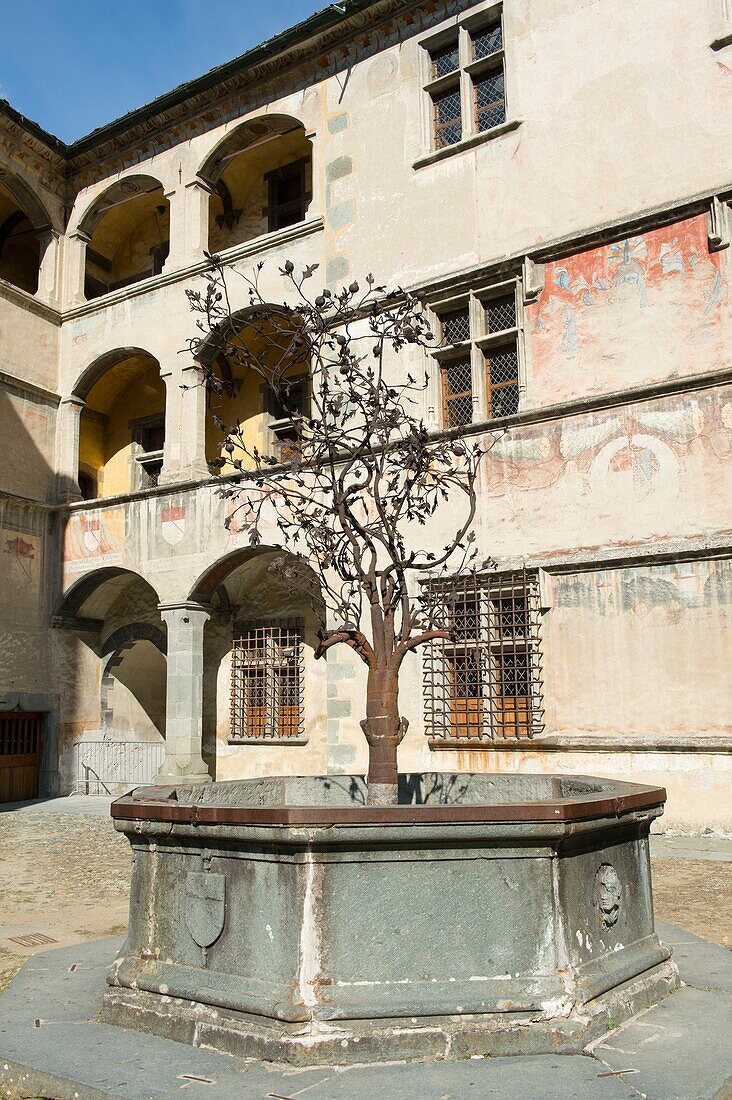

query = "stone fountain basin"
[104, 773, 678, 1065]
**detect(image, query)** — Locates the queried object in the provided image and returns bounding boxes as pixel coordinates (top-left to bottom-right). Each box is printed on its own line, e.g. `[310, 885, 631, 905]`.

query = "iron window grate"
[423, 568, 544, 743]
[484, 293, 516, 333]
[441, 307, 471, 345]
[441, 358, 473, 427]
[485, 344, 519, 418]
[0, 714, 42, 756]
[230, 620, 304, 742]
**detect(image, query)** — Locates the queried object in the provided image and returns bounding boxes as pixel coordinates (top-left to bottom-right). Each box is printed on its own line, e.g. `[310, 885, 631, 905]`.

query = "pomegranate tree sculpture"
[187, 259, 484, 804]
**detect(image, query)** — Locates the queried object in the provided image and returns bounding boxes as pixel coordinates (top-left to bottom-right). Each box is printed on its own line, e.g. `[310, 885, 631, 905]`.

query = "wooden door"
[0, 713, 42, 803]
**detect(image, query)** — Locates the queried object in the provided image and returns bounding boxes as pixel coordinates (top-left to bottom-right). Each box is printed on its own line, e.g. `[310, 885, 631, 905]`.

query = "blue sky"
[0, 1, 321, 143]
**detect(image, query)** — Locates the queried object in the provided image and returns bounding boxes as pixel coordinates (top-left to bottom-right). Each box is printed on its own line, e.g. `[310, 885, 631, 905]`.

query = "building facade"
[0, 0, 730, 829]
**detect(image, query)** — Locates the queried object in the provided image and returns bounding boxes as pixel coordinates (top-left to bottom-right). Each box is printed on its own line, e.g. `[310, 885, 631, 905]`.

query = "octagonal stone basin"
[104, 773, 678, 1065]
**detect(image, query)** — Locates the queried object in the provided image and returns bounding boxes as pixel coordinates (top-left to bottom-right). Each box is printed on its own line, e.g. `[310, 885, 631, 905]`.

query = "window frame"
[229, 617, 307, 744]
[430, 277, 525, 429]
[418, 2, 519, 165]
[422, 569, 545, 746]
[264, 156, 312, 234]
[130, 412, 165, 490]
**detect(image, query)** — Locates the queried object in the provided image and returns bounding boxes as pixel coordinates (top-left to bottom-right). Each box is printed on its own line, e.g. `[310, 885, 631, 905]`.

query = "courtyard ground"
[0, 797, 730, 998]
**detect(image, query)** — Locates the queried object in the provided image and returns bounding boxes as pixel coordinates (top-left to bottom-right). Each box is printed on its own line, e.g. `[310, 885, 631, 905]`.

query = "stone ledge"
[413, 118, 523, 170]
[429, 734, 732, 754]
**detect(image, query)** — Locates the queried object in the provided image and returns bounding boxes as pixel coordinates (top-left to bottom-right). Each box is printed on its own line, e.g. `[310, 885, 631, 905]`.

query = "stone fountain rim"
[111, 772, 666, 827]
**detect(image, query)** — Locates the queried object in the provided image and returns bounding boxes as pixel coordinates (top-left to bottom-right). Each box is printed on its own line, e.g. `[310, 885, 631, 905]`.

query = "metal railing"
[72, 739, 165, 795]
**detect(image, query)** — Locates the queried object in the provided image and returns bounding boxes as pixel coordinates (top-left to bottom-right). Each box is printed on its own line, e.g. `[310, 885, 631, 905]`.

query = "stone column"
[179, 364, 210, 480]
[65, 229, 91, 306]
[159, 367, 181, 484]
[155, 602, 212, 785]
[184, 177, 214, 262]
[162, 187, 184, 272]
[55, 395, 85, 502]
[36, 227, 61, 307]
[158, 364, 209, 485]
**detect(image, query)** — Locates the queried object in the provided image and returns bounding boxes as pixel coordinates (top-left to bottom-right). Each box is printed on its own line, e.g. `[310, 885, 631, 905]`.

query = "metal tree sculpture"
[187, 259, 484, 804]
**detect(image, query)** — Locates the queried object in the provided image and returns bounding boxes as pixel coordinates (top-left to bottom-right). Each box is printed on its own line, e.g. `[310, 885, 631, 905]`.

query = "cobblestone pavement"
[0, 806, 131, 993]
[1, 804, 730, 998]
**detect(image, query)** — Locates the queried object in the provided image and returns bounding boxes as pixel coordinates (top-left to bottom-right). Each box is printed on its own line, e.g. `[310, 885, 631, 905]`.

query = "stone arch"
[192, 546, 326, 766]
[101, 622, 167, 658]
[57, 566, 161, 623]
[192, 304, 309, 470]
[0, 168, 54, 231]
[76, 174, 167, 236]
[75, 174, 170, 301]
[189, 545, 276, 604]
[71, 346, 160, 403]
[198, 115, 313, 254]
[0, 169, 55, 294]
[198, 114, 308, 185]
[70, 348, 165, 498]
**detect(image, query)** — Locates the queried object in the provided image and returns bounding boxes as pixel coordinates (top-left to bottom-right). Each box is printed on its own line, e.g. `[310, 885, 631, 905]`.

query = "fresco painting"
[480, 388, 730, 559]
[529, 215, 728, 401]
[63, 507, 126, 574]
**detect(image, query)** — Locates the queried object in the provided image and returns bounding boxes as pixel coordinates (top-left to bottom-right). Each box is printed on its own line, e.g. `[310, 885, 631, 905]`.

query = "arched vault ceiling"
[83, 353, 160, 414]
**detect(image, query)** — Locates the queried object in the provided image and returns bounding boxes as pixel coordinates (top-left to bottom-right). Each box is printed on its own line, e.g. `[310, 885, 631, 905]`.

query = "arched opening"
[199, 309, 309, 470]
[75, 349, 165, 498]
[0, 176, 44, 294]
[190, 547, 326, 781]
[79, 175, 170, 301]
[200, 116, 312, 254]
[102, 638, 167, 742]
[55, 569, 166, 793]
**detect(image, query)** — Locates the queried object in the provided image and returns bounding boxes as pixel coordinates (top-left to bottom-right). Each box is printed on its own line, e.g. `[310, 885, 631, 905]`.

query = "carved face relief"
[595, 863, 622, 930]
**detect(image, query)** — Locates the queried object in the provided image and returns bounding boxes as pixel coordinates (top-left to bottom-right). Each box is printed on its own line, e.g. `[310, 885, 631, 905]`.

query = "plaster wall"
[0, 293, 59, 395]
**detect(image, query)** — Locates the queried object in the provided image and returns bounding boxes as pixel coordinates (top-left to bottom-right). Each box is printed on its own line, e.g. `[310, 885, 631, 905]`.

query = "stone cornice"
[0, 368, 60, 405]
[62, 215, 324, 321]
[0, 278, 62, 324]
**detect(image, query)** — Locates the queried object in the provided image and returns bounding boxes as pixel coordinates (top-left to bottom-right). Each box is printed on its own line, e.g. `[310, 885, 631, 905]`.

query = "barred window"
[230, 620, 304, 742]
[423, 569, 544, 744]
[434, 283, 521, 427]
[424, 10, 507, 152]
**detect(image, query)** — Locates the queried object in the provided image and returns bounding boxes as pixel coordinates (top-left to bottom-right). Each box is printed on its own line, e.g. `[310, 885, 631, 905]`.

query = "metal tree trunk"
[361, 664, 402, 805]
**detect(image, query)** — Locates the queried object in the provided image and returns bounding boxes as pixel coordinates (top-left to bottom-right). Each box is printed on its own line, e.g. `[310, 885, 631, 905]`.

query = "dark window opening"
[265, 158, 311, 233]
[132, 415, 165, 489]
[78, 471, 98, 501]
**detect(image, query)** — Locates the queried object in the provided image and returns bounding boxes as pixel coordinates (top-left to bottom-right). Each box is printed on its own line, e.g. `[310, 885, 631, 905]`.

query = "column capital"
[158, 600, 211, 618]
[69, 228, 92, 244]
[59, 393, 86, 411]
[35, 223, 61, 242]
[185, 175, 216, 196]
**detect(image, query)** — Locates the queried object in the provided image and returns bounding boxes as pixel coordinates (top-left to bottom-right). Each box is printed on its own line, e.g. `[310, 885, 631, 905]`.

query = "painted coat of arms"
[161, 503, 186, 546]
[185, 871, 226, 948]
